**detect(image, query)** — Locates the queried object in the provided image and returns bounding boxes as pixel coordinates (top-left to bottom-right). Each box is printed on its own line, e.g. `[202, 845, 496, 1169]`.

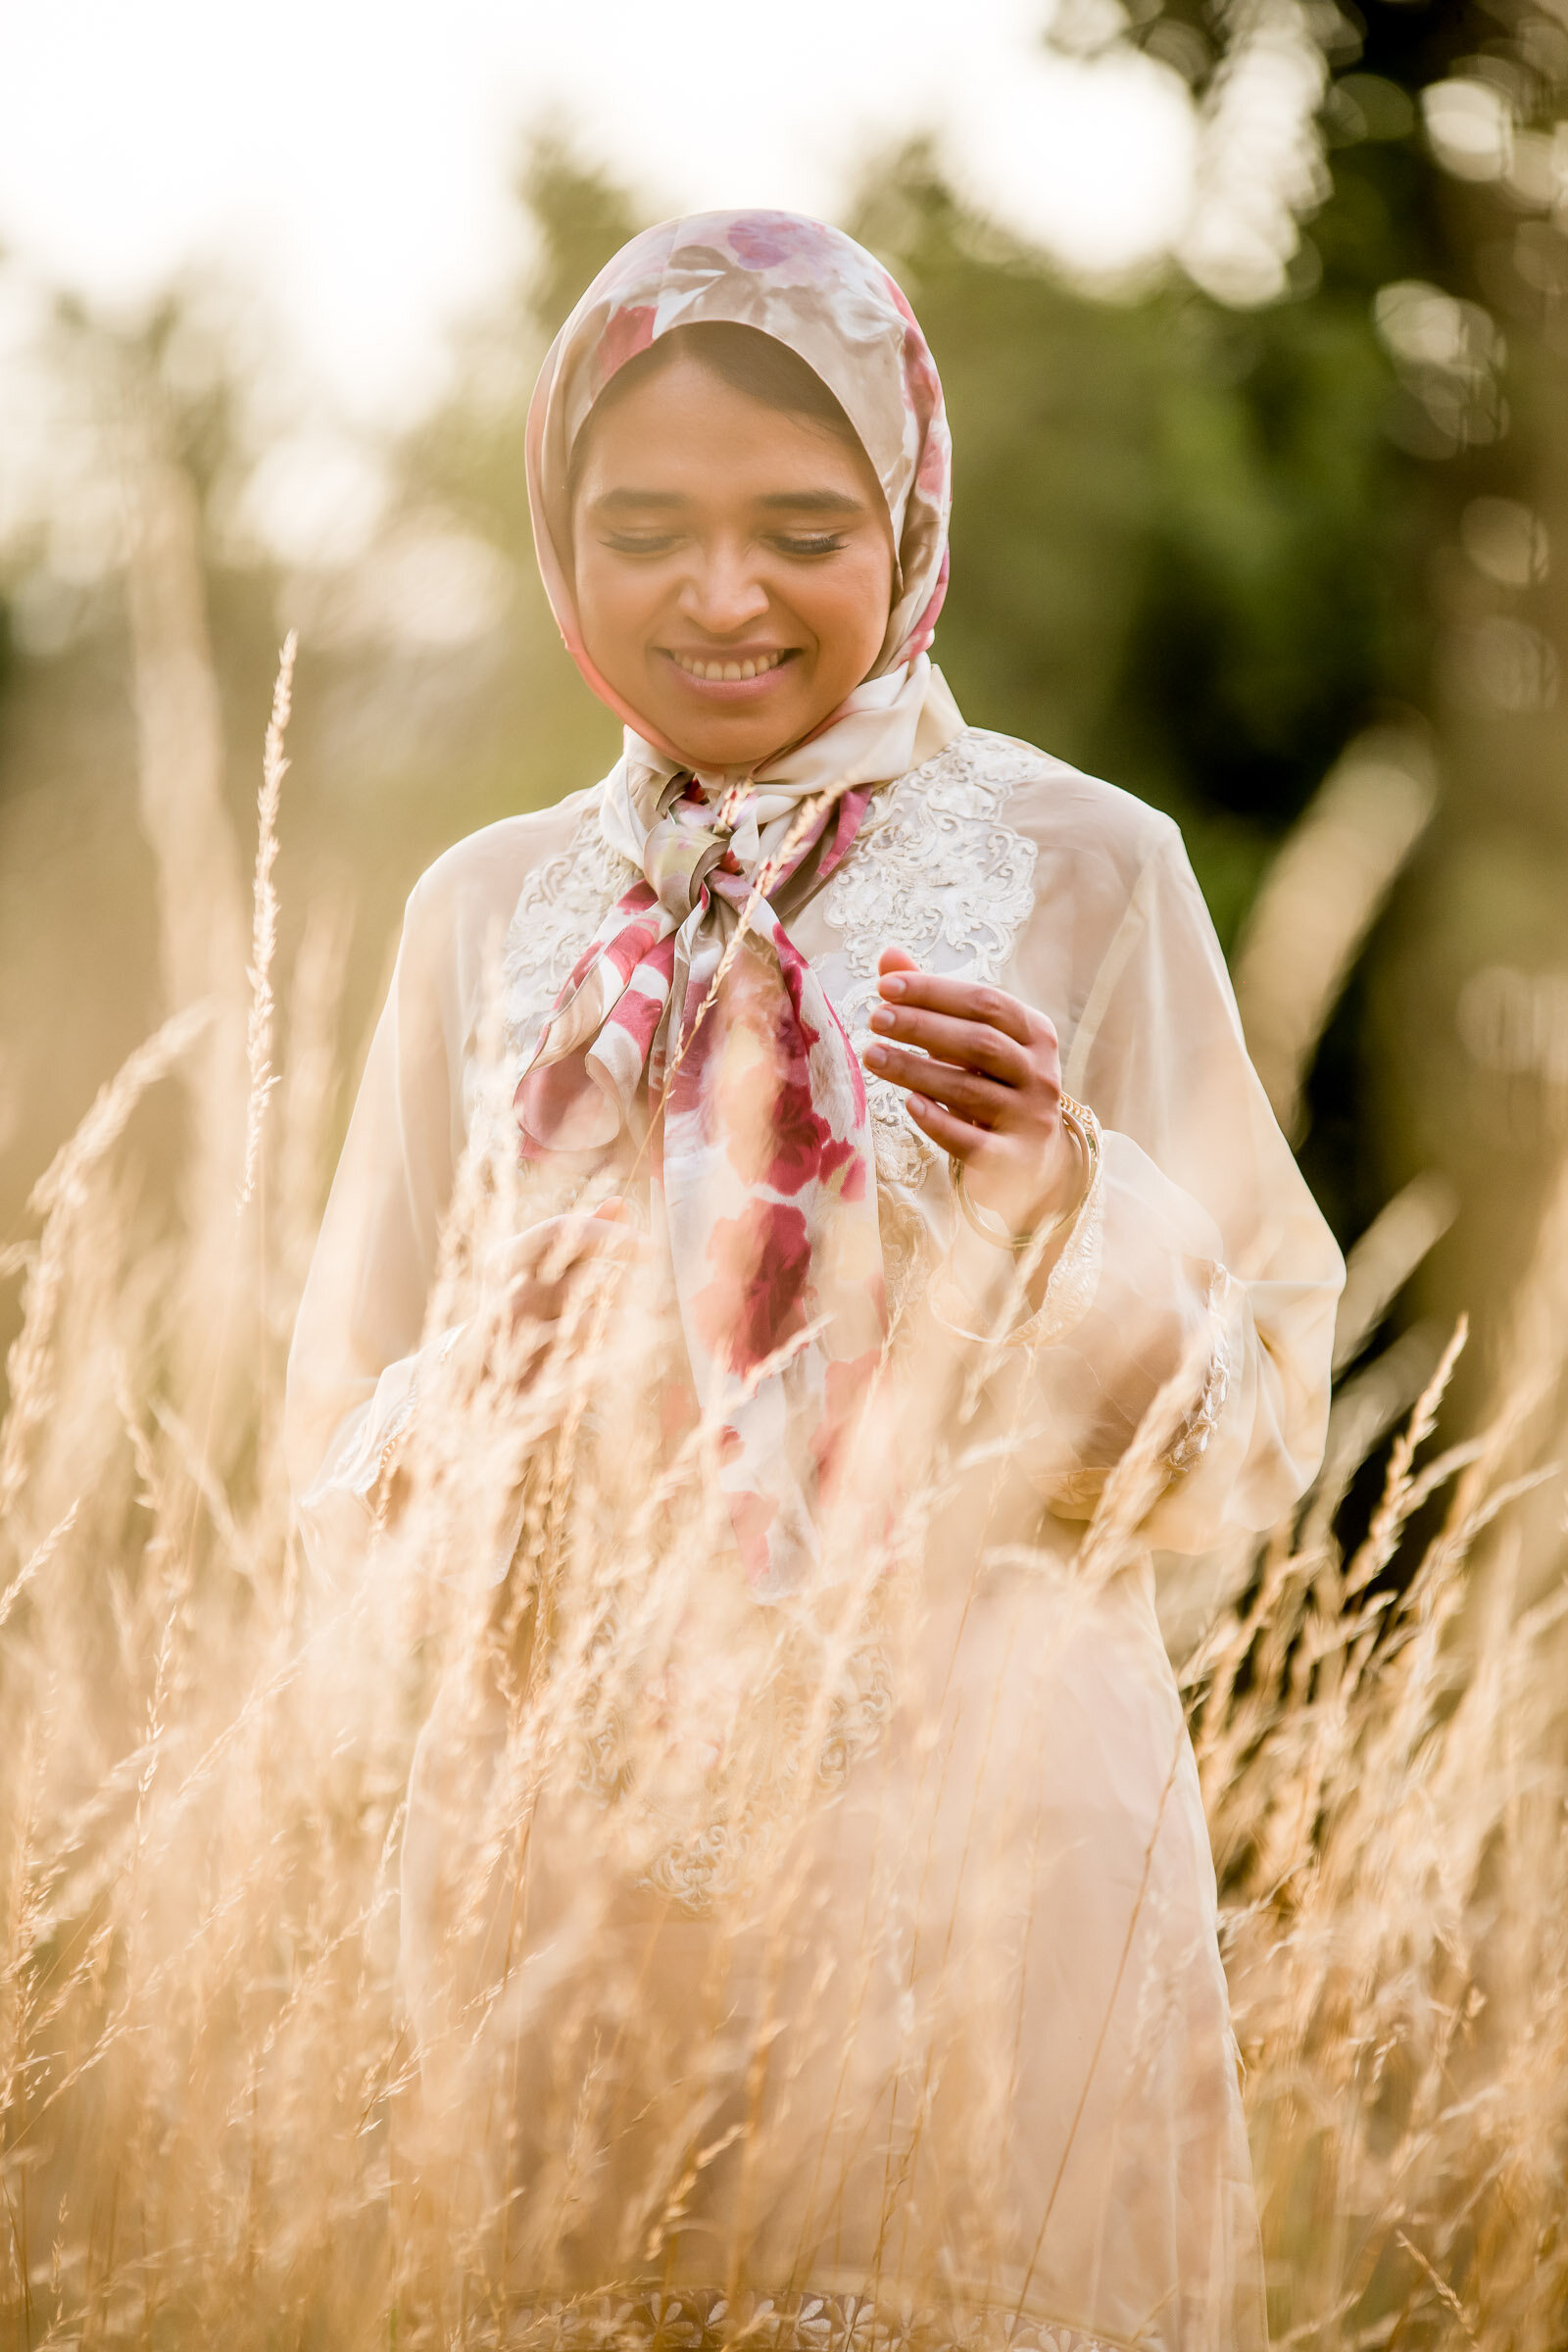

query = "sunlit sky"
[0, 0, 1203, 420]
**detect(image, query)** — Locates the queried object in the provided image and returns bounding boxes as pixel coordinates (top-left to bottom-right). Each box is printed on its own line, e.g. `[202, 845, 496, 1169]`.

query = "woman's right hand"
[487, 1199, 643, 1377]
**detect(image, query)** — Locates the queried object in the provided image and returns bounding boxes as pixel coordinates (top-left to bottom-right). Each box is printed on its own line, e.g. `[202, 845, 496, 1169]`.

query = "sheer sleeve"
[932, 821, 1343, 1551]
[284, 867, 464, 1590]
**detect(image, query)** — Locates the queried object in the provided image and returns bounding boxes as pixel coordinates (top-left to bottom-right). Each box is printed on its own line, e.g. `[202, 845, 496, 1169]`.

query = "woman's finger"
[903, 1093, 992, 1156]
[509, 1237, 640, 1334]
[876, 969, 1043, 1049]
[863, 1041, 1023, 1125]
[491, 1219, 568, 1281]
[868, 1000, 1036, 1085]
[495, 1209, 639, 1305]
[532, 1231, 642, 1307]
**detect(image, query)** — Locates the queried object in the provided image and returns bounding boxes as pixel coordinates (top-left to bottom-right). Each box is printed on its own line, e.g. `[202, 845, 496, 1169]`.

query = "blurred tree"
[852, 147, 1435, 933]
[1136, 0, 1568, 1380]
[521, 141, 651, 343]
[850, 0, 1567, 1333]
[845, 142, 1444, 1250]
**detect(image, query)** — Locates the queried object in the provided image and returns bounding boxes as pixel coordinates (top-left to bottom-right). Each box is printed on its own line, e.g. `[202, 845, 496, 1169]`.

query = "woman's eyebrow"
[590, 487, 689, 513]
[755, 489, 865, 515]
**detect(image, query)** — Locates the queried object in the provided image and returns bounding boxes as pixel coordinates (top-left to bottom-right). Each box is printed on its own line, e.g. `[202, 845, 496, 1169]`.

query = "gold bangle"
[951, 1096, 1100, 1253]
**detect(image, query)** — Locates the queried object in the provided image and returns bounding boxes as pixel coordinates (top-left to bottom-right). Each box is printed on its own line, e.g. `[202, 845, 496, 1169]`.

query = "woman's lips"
[660, 647, 799, 699]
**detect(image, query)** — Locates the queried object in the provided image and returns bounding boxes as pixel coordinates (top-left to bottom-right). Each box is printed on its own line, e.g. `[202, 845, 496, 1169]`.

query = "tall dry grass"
[2, 643, 1567, 2352]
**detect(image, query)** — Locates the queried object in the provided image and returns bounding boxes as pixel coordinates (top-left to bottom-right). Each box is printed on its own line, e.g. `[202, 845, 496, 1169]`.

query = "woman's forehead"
[560, 223, 921, 514]
[573, 362, 885, 506]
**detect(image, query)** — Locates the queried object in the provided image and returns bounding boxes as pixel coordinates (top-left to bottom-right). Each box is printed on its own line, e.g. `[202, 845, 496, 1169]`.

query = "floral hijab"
[516, 211, 955, 1599]
[525, 207, 952, 736]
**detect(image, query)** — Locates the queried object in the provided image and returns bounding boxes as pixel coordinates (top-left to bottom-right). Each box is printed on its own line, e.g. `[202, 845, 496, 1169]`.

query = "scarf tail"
[515, 778, 888, 1595]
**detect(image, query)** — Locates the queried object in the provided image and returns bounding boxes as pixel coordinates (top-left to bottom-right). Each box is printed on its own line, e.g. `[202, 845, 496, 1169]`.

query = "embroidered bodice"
[501, 728, 1042, 1196]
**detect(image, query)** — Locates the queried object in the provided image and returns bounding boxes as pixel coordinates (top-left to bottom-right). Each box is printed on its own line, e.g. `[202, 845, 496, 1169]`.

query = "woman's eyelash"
[599, 531, 850, 558]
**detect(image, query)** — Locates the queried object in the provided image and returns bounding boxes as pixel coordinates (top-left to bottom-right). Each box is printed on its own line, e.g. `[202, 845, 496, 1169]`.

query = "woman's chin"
[648, 702, 812, 772]
[631, 656, 828, 766]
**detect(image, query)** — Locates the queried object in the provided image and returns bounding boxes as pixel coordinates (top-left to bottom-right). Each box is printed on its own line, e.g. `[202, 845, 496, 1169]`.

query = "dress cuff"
[927, 1121, 1106, 1351]
[307, 1321, 469, 1528]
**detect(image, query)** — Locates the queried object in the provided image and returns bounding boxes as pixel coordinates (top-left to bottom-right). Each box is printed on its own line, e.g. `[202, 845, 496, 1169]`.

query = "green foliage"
[850, 147, 1437, 956]
[519, 139, 648, 343]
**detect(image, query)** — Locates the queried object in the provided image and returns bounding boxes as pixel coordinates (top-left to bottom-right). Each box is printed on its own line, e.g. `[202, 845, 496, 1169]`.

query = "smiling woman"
[568, 326, 894, 770]
[283, 210, 1343, 2351]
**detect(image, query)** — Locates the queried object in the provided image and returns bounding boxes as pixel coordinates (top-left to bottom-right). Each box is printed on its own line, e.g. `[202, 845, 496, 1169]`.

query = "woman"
[286, 212, 1342, 2350]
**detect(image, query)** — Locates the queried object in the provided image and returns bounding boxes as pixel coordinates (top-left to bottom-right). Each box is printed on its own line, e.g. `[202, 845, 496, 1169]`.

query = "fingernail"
[864, 1042, 888, 1065]
[593, 1197, 628, 1220]
[880, 975, 906, 998]
[907, 1095, 930, 1115]
[869, 1006, 894, 1031]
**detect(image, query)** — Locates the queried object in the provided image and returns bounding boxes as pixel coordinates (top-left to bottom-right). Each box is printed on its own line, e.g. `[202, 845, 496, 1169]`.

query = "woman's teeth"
[669, 650, 789, 682]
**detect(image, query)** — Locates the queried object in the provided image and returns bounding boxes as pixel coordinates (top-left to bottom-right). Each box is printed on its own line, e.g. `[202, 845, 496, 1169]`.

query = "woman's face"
[570, 354, 896, 772]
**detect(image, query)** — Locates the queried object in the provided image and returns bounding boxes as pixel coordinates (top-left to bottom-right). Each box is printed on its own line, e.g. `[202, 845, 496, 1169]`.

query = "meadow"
[2, 617, 1566, 2350]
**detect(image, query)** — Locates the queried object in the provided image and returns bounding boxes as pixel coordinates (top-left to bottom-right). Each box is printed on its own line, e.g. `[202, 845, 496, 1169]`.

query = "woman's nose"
[676, 545, 770, 636]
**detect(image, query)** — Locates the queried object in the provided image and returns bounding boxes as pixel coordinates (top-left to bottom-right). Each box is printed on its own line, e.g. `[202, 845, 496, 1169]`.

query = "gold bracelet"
[951, 1096, 1100, 1253]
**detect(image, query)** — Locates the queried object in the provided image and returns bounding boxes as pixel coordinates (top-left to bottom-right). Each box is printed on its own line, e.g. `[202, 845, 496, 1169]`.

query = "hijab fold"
[516, 212, 956, 1598]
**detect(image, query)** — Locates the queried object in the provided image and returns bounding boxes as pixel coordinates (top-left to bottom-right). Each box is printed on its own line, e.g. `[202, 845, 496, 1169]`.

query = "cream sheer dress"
[286, 724, 1343, 2352]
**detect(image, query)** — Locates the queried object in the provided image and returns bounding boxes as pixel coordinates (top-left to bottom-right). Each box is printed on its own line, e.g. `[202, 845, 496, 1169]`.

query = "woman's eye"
[599, 528, 847, 558]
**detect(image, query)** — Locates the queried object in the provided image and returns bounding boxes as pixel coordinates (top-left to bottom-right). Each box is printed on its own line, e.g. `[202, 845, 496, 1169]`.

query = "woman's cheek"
[812, 556, 894, 680]
[578, 562, 660, 688]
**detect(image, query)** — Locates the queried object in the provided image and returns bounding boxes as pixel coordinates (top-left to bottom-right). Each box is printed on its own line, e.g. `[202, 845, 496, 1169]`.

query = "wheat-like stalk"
[0, 1000, 214, 1540]
[240, 631, 298, 1210]
[3, 673, 1568, 2350]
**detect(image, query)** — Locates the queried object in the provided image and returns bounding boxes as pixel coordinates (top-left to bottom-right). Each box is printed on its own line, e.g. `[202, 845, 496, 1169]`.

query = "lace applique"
[570, 1587, 897, 1915]
[1166, 1267, 1235, 1474]
[1029, 1265, 1235, 1523]
[508, 2286, 1119, 2352]
[816, 729, 1040, 1191]
[502, 789, 638, 1057]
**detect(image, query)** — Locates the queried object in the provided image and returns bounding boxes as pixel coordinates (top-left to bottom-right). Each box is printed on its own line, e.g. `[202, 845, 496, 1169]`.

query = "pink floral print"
[514, 772, 888, 1597]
